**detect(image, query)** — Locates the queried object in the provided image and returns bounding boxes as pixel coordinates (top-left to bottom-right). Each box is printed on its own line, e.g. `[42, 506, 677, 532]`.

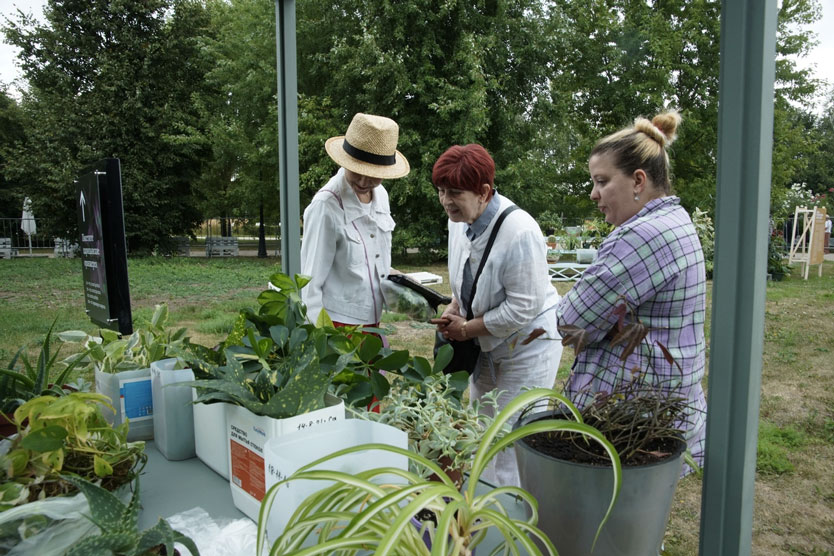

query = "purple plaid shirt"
[556, 196, 707, 464]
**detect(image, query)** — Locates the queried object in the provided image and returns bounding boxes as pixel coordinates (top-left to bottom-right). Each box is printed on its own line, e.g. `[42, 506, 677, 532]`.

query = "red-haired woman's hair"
[431, 144, 495, 193]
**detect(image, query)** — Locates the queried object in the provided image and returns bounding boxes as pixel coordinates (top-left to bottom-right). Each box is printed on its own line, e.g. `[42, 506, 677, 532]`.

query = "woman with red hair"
[432, 144, 563, 487]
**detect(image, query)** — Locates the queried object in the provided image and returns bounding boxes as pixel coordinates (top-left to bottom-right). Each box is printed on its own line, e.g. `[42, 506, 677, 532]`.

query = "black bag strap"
[465, 205, 519, 320]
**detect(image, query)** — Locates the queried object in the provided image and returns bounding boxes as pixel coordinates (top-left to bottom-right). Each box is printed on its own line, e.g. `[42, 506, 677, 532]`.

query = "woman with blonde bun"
[556, 111, 707, 470]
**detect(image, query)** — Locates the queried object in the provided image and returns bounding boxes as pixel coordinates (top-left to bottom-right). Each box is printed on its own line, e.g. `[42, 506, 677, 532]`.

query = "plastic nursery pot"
[514, 410, 685, 556]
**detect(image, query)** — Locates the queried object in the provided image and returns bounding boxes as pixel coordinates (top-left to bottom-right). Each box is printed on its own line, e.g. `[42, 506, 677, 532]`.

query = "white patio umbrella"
[21, 197, 36, 255]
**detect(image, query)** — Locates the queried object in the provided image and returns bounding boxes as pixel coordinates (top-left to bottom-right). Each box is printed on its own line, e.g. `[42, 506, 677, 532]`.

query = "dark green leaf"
[358, 335, 382, 363]
[432, 343, 453, 374]
[374, 350, 409, 371]
[20, 425, 67, 452]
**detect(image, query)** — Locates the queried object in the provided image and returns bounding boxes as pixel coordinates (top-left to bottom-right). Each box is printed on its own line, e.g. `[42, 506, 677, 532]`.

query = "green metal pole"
[699, 1, 777, 554]
[275, 0, 301, 277]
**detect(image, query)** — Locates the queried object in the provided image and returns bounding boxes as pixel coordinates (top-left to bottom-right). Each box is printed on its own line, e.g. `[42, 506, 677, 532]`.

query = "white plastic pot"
[150, 358, 195, 461]
[95, 368, 154, 442]
[226, 394, 345, 521]
[262, 419, 408, 539]
[192, 391, 231, 479]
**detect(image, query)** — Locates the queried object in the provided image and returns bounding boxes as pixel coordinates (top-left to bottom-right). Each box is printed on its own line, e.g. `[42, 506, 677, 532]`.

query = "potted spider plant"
[255, 388, 621, 556]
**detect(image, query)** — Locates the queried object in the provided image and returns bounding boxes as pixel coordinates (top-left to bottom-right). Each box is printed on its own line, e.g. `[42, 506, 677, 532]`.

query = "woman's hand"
[434, 314, 468, 341]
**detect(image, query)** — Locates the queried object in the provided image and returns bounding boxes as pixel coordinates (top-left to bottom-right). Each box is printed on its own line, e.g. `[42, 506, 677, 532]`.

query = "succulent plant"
[354, 373, 503, 487]
[64, 475, 200, 556]
[0, 319, 89, 415]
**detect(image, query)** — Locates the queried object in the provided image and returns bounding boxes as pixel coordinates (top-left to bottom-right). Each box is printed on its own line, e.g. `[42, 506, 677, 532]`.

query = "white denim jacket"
[448, 193, 560, 352]
[300, 168, 395, 325]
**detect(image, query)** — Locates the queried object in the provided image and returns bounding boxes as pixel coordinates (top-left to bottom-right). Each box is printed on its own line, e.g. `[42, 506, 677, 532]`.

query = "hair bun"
[633, 111, 681, 147]
[651, 111, 681, 145]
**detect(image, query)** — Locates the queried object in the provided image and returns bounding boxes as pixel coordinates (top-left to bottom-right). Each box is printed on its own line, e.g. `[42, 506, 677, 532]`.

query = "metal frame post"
[699, 1, 778, 554]
[275, 0, 301, 276]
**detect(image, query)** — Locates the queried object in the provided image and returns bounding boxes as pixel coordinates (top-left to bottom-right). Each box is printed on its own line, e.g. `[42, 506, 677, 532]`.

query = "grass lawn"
[0, 255, 832, 554]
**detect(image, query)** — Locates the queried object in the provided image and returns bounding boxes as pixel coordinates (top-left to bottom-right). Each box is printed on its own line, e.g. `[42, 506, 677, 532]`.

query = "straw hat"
[325, 113, 410, 179]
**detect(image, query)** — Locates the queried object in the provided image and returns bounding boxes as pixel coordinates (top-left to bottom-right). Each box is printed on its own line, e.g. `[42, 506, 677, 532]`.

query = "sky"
[1, 0, 833, 109]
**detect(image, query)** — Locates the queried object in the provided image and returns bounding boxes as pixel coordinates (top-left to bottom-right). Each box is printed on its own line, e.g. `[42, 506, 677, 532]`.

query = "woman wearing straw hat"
[300, 113, 410, 328]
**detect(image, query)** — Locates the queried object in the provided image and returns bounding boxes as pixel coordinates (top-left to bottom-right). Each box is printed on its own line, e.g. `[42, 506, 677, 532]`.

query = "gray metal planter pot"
[514, 411, 685, 556]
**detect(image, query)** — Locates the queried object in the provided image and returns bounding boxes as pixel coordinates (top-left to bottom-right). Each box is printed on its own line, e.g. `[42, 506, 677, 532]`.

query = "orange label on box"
[230, 438, 265, 501]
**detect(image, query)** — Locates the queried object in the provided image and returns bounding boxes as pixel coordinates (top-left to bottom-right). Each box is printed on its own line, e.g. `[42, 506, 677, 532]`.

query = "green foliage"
[185, 272, 466, 416]
[0, 393, 146, 510]
[0, 319, 89, 414]
[691, 207, 715, 278]
[185, 272, 402, 414]
[582, 217, 613, 248]
[757, 421, 806, 475]
[0, 89, 26, 219]
[767, 233, 791, 277]
[187, 0, 281, 226]
[256, 388, 621, 556]
[60, 304, 190, 374]
[1, 0, 212, 251]
[356, 373, 503, 488]
[64, 475, 200, 556]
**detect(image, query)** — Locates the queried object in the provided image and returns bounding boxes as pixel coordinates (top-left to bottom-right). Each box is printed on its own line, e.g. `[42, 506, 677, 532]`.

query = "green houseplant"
[516, 300, 697, 555]
[1, 320, 89, 435]
[256, 388, 621, 556]
[62, 303, 190, 441]
[0, 392, 146, 553]
[354, 373, 503, 490]
[691, 207, 715, 278]
[0, 393, 146, 508]
[63, 475, 200, 556]
[767, 231, 790, 280]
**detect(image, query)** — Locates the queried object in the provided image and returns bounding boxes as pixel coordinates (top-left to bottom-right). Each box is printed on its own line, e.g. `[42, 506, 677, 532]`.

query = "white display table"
[139, 442, 245, 529]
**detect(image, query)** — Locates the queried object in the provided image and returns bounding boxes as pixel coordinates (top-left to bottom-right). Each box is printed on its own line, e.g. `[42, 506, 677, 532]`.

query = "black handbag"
[434, 205, 518, 375]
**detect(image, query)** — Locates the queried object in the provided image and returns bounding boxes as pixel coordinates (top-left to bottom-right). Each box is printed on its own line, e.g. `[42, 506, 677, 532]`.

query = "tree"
[187, 0, 283, 255]
[296, 0, 561, 257]
[2, 0, 213, 252]
[0, 89, 27, 219]
[770, 0, 825, 217]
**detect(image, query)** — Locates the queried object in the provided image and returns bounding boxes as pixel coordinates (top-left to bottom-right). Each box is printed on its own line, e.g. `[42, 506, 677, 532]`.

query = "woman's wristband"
[461, 320, 468, 339]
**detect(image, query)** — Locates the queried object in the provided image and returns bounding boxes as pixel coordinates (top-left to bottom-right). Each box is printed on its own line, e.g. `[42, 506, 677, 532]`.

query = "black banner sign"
[76, 159, 133, 334]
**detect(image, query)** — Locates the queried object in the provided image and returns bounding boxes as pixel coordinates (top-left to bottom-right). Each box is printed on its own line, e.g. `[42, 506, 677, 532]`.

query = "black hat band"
[342, 139, 396, 166]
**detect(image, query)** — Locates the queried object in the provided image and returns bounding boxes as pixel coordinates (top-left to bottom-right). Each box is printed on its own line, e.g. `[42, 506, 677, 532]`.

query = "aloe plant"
[64, 475, 200, 556]
[256, 388, 622, 556]
[0, 319, 89, 414]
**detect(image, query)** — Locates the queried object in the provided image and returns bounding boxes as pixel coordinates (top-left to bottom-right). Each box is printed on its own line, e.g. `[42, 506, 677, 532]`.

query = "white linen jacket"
[300, 168, 395, 325]
[448, 193, 560, 352]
